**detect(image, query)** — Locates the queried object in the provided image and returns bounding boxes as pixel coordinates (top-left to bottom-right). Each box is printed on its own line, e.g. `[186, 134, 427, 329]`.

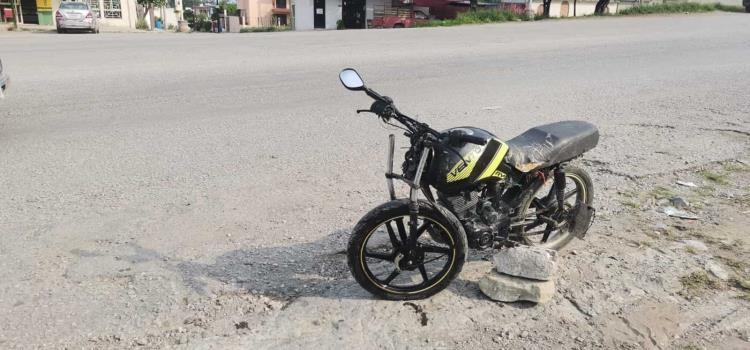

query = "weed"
[714, 3, 746, 12]
[700, 170, 728, 185]
[651, 186, 675, 200]
[136, 18, 149, 30]
[680, 345, 701, 350]
[240, 26, 290, 33]
[735, 278, 750, 291]
[416, 10, 526, 27]
[724, 162, 749, 173]
[680, 271, 721, 294]
[734, 193, 750, 207]
[738, 293, 750, 302]
[685, 246, 697, 255]
[619, 3, 716, 15]
[621, 200, 641, 209]
[717, 256, 747, 274]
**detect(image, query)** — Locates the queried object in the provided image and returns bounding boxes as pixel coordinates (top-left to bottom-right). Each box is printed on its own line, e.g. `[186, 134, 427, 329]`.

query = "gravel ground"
[1, 12, 749, 350]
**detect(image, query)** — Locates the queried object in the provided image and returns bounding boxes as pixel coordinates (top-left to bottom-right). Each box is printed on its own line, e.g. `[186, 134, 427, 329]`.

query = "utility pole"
[11, 0, 18, 30]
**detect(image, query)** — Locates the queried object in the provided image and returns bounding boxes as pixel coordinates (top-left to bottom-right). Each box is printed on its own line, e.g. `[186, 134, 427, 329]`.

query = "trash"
[669, 197, 689, 209]
[681, 240, 708, 251]
[662, 206, 699, 220]
[676, 181, 698, 188]
[705, 261, 729, 281]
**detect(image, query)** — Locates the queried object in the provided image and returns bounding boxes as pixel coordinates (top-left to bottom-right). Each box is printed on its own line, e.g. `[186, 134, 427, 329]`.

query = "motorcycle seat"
[505, 120, 599, 173]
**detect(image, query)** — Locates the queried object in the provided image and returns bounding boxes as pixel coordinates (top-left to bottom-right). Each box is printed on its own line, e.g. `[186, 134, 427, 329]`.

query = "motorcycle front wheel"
[347, 199, 468, 300]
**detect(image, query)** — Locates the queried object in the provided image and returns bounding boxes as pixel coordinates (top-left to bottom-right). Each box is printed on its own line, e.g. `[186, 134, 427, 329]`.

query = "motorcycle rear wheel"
[347, 199, 468, 300]
[517, 165, 594, 250]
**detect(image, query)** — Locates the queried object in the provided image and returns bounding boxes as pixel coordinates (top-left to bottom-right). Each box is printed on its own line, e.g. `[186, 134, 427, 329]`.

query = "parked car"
[371, 10, 430, 28]
[0, 58, 8, 99]
[56, 2, 100, 33]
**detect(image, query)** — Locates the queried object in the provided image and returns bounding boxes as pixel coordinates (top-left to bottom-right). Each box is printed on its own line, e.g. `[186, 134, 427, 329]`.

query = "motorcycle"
[0, 58, 8, 99]
[340, 69, 599, 300]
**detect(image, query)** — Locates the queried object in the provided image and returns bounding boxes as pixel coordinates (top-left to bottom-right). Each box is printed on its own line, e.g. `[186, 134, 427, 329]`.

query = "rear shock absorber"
[554, 166, 566, 213]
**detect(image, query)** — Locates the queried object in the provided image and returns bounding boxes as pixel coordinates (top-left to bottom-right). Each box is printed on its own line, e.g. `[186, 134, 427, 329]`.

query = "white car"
[56, 2, 100, 33]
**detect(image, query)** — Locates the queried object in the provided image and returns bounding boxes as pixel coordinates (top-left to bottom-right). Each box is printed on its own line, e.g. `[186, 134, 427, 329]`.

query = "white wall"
[294, 0, 341, 30]
[325, 0, 341, 29]
[294, 0, 314, 30]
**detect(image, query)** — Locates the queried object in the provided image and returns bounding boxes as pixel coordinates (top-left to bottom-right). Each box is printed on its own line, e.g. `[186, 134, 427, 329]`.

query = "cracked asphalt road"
[1, 12, 749, 349]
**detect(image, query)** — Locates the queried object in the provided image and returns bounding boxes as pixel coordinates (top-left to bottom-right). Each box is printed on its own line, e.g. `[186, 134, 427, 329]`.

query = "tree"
[137, 0, 167, 30]
[594, 0, 609, 14]
[542, 0, 552, 17]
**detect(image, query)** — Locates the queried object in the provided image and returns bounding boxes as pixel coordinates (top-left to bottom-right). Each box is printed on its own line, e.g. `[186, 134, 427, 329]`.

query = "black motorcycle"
[340, 69, 599, 300]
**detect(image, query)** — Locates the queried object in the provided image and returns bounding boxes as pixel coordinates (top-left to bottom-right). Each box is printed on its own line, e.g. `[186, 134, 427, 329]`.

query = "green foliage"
[650, 186, 675, 200]
[680, 270, 720, 292]
[700, 170, 729, 185]
[191, 13, 211, 32]
[618, 2, 716, 15]
[183, 8, 195, 25]
[137, 0, 167, 8]
[416, 9, 526, 27]
[136, 18, 150, 30]
[213, 0, 238, 20]
[240, 26, 291, 33]
[713, 3, 745, 12]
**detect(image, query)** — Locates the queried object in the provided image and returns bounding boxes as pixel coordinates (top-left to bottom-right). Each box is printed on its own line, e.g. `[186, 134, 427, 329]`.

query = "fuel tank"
[427, 127, 512, 194]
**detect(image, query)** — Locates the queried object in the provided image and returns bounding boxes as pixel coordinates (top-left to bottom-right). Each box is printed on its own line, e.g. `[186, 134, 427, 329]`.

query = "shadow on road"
[173, 229, 510, 303]
[176, 229, 375, 300]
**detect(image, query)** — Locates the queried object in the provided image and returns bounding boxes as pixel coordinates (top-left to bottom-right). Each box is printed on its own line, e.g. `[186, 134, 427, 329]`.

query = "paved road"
[1, 12, 749, 349]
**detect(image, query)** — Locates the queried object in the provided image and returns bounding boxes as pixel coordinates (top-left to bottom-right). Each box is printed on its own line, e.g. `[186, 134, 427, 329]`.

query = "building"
[7, 0, 139, 26]
[237, 0, 291, 27]
[5, 0, 185, 29]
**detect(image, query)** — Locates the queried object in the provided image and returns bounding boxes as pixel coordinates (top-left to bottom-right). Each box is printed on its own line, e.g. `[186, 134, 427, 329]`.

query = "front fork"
[385, 134, 430, 250]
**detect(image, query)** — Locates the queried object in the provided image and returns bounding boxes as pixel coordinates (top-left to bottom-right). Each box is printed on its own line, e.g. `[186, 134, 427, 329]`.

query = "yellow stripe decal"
[477, 142, 509, 181]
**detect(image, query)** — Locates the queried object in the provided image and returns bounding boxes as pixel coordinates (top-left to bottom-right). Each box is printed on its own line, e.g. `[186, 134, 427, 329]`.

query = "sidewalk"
[0, 23, 156, 33]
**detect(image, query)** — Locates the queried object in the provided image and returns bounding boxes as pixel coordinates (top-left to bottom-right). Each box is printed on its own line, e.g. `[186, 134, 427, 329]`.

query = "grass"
[621, 200, 641, 209]
[680, 270, 721, 293]
[685, 246, 697, 255]
[724, 162, 750, 173]
[416, 10, 527, 27]
[714, 3, 747, 12]
[651, 186, 675, 200]
[700, 170, 729, 185]
[618, 2, 745, 16]
[619, 3, 716, 15]
[680, 345, 702, 350]
[410, 3, 746, 30]
[136, 18, 149, 30]
[735, 278, 750, 290]
[240, 26, 290, 33]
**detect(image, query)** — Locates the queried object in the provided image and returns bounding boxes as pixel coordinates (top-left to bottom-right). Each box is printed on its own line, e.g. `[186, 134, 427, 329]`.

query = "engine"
[439, 189, 507, 249]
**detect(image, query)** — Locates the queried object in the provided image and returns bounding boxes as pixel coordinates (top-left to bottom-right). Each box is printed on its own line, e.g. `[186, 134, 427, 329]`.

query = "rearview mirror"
[339, 68, 365, 91]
